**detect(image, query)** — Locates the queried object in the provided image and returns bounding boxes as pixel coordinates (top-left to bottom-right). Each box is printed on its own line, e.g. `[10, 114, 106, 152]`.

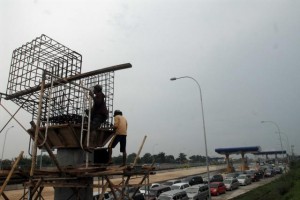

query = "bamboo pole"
[30, 71, 46, 177]
[132, 135, 147, 167]
[0, 151, 24, 196]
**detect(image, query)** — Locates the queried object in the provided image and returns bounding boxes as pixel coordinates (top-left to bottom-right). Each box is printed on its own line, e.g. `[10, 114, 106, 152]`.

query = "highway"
[212, 176, 279, 200]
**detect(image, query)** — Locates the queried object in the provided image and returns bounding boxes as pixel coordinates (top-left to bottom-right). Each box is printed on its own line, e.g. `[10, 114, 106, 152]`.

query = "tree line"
[0, 152, 220, 169]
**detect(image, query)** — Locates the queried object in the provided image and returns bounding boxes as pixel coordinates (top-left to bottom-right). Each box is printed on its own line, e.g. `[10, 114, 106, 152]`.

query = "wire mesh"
[6, 34, 115, 128]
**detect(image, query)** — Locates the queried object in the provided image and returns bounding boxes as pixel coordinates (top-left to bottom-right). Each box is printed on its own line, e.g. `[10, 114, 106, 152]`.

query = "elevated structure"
[0, 35, 149, 200]
[254, 150, 287, 164]
[215, 146, 261, 172]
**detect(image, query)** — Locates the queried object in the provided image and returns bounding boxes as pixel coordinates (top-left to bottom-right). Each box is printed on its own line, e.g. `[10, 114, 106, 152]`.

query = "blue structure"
[215, 146, 261, 172]
[253, 150, 286, 156]
[253, 150, 287, 164]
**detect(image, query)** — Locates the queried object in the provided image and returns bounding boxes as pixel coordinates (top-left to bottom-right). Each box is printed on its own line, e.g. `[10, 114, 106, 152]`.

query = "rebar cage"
[6, 34, 115, 127]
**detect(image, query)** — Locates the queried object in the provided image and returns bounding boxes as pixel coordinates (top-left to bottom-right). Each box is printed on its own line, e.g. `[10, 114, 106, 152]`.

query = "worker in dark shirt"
[89, 85, 108, 146]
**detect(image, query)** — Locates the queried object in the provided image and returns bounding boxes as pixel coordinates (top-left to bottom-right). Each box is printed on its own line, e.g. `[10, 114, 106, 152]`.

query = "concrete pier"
[55, 148, 94, 200]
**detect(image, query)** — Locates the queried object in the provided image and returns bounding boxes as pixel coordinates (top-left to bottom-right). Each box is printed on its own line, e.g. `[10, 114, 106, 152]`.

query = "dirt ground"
[1, 165, 223, 200]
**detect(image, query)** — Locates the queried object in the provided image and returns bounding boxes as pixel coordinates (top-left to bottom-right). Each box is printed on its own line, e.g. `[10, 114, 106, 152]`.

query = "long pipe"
[5, 63, 132, 100]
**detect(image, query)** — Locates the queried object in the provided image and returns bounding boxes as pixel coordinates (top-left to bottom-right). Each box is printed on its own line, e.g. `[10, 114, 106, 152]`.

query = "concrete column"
[241, 152, 245, 171]
[240, 152, 249, 171]
[225, 154, 229, 172]
[225, 154, 235, 172]
[55, 148, 94, 200]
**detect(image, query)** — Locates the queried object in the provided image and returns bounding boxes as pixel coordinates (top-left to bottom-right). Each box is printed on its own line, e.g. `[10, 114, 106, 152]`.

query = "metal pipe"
[261, 121, 285, 162]
[5, 63, 132, 100]
[0, 126, 14, 169]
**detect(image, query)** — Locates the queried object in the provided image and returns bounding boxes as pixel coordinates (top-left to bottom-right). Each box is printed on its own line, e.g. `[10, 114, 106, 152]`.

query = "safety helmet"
[93, 85, 102, 93]
[114, 110, 123, 116]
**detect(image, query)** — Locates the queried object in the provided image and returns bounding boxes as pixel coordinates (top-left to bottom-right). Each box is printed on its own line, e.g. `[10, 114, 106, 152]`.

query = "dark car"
[274, 166, 283, 174]
[203, 174, 223, 184]
[255, 169, 264, 179]
[244, 170, 261, 182]
[181, 176, 203, 186]
[95, 188, 145, 200]
[211, 174, 224, 182]
[264, 168, 276, 177]
[109, 187, 145, 200]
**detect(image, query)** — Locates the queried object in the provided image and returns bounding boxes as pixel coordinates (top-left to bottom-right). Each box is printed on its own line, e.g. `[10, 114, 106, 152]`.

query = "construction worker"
[108, 110, 128, 166]
[89, 85, 108, 146]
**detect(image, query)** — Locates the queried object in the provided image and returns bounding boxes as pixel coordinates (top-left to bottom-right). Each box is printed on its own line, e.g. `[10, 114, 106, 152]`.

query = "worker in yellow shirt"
[108, 110, 128, 166]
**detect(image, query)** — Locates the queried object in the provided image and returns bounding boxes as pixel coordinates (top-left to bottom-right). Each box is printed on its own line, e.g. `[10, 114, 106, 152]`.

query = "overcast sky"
[1, 0, 300, 160]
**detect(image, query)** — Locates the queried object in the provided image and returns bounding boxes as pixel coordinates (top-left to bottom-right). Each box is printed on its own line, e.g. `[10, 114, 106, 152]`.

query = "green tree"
[165, 155, 175, 163]
[156, 152, 166, 163]
[112, 155, 123, 164]
[141, 153, 152, 164]
[18, 156, 32, 170]
[189, 155, 207, 163]
[177, 153, 187, 163]
[127, 153, 137, 164]
[1, 159, 12, 170]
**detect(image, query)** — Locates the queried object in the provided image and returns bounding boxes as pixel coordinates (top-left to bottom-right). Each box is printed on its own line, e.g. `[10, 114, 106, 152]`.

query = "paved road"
[212, 176, 279, 200]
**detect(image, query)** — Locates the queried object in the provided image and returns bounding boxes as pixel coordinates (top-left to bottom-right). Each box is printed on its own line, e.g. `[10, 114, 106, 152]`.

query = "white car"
[237, 174, 251, 186]
[185, 184, 209, 200]
[139, 183, 160, 195]
[223, 178, 239, 190]
[162, 179, 182, 186]
[170, 183, 190, 190]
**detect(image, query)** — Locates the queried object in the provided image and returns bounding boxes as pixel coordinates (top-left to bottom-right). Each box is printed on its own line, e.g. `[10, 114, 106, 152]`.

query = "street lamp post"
[0, 125, 14, 169]
[261, 121, 285, 163]
[277, 132, 291, 164]
[170, 76, 211, 199]
[280, 132, 291, 156]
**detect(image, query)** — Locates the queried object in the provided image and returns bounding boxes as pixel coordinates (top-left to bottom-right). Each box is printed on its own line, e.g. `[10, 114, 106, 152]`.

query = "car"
[274, 166, 283, 174]
[99, 187, 145, 200]
[203, 174, 223, 184]
[93, 192, 113, 200]
[170, 183, 190, 190]
[185, 184, 209, 200]
[140, 183, 160, 195]
[244, 170, 261, 182]
[255, 169, 264, 179]
[223, 178, 239, 191]
[209, 182, 226, 196]
[157, 189, 189, 200]
[210, 174, 224, 182]
[237, 174, 252, 186]
[144, 185, 171, 200]
[181, 176, 203, 186]
[224, 172, 240, 179]
[124, 187, 145, 200]
[162, 179, 182, 186]
[264, 168, 276, 177]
